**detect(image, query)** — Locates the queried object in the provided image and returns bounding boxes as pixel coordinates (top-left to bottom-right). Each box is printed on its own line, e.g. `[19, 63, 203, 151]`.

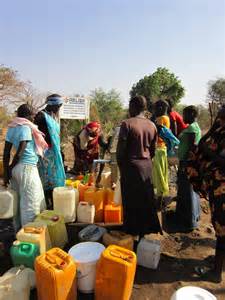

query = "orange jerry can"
[95, 245, 136, 300]
[35, 247, 77, 300]
[84, 188, 106, 222]
[78, 183, 90, 202]
[105, 188, 114, 204]
[104, 204, 122, 223]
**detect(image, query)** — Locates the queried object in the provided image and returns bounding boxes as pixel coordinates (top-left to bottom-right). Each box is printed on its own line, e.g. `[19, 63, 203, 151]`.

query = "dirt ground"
[0, 138, 224, 299]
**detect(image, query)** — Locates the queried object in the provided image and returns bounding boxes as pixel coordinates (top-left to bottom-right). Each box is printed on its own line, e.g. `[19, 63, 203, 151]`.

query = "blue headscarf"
[46, 96, 63, 106]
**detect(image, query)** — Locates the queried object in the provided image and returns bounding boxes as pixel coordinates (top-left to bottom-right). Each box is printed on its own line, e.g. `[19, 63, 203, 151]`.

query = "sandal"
[194, 266, 222, 283]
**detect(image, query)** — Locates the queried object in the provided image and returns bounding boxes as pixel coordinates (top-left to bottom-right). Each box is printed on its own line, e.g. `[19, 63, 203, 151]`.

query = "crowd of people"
[2, 93, 225, 283]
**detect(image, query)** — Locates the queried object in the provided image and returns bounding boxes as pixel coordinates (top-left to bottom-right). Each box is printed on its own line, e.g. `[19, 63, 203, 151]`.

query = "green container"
[10, 241, 40, 269]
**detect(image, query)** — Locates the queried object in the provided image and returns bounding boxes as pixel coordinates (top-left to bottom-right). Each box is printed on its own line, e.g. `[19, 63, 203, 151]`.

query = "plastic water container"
[65, 179, 81, 189]
[10, 241, 40, 269]
[78, 225, 107, 242]
[69, 242, 105, 293]
[0, 187, 18, 219]
[170, 286, 217, 300]
[34, 210, 68, 248]
[137, 238, 161, 269]
[104, 204, 122, 223]
[95, 245, 137, 300]
[78, 183, 90, 202]
[16, 222, 52, 254]
[35, 248, 77, 300]
[84, 188, 106, 222]
[77, 202, 95, 223]
[0, 266, 36, 300]
[53, 187, 78, 222]
[105, 188, 114, 204]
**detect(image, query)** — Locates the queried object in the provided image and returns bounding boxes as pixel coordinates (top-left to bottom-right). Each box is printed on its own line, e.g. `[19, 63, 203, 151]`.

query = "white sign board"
[60, 97, 90, 120]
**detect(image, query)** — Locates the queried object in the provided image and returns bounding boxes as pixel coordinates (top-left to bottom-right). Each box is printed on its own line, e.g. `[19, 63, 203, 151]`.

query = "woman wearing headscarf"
[117, 95, 162, 241]
[3, 104, 47, 227]
[34, 94, 66, 208]
[187, 106, 225, 283]
[73, 121, 109, 174]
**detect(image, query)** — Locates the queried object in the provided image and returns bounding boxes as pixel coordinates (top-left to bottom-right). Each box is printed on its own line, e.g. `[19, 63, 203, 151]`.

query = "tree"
[130, 67, 185, 110]
[207, 78, 225, 124]
[0, 65, 25, 105]
[89, 102, 100, 122]
[207, 78, 225, 107]
[20, 83, 46, 110]
[0, 107, 12, 128]
[89, 88, 125, 134]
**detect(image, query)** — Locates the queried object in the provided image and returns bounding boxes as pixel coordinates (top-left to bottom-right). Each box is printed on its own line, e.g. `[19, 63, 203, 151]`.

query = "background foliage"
[130, 67, 185, 110]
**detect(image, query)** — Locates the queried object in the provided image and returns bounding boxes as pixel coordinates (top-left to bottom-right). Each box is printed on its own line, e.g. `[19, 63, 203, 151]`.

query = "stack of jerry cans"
[35, 247, 77, 300]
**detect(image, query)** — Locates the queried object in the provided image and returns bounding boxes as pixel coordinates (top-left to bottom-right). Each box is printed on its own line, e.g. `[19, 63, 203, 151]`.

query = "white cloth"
[11, 163, 46, 227]
[79, 129, 94, 150]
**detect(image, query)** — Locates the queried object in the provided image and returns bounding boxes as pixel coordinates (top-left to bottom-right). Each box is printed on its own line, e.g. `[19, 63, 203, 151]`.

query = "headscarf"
[8, 117, 48, 157]
[46, 96, 63, 106]
[84, 122, 101, 145]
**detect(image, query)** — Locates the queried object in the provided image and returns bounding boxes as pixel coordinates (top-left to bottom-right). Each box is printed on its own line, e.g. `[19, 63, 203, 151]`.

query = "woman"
[34, 94, 66, 208]
[152, 100, 170, 202]
[117, 95, 162, 240]
[176, 105, 201, 231]
[187, 106, 225, 282]
[3, 104, 47, 227]
[73, 121, 109, 174]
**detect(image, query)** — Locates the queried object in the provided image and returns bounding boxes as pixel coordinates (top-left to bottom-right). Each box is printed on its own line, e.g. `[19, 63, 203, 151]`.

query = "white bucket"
[68, 242, 105, 293]
[170, 286, 217, 300]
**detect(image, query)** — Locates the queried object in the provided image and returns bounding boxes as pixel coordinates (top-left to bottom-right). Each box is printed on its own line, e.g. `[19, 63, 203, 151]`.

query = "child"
[152, 100, 170, 203]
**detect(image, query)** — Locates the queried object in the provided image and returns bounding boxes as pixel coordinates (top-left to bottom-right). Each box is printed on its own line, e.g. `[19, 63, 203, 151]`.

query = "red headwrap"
[85, 122, 101, 145]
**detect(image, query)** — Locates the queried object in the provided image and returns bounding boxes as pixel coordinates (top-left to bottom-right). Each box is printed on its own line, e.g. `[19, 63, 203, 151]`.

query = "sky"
[1, 0, 225, 106]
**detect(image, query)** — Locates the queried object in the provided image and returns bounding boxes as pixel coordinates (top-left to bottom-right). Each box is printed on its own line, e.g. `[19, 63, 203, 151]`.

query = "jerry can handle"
[21, 243, 31, 252]
[45, 253, 67, 269]
[109, 249, 133, 262]
[46, 253, 56, 264]
[24, 226, 43, 234]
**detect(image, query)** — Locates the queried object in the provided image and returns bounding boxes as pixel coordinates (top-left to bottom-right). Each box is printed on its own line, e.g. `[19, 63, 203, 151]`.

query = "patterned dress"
[187, 124, 225, 239]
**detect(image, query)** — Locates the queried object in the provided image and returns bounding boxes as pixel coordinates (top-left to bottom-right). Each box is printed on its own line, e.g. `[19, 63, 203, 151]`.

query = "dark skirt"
[120, 159, 162, 236]
[209, 191, 225, 250]
[176, 161, 200, 230]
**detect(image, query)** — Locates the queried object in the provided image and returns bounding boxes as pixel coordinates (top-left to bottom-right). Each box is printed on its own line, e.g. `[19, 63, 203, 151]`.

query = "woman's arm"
[116, 122, 128, 170]
[3, 141, 12, 186]
[10, 141, 28, 170]
[98, 135, 110, 151]
[150, 131, 157, 158]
